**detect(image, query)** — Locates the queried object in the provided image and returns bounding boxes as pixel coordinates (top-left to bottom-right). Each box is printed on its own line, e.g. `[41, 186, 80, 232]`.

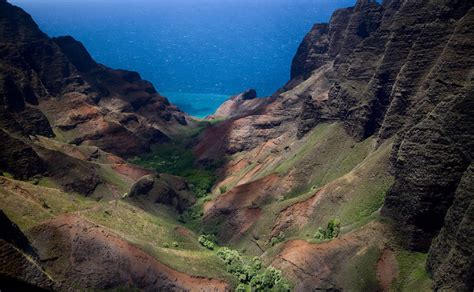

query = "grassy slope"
[0, 178, 235, 284]
[0, 120, 433, 291]
[393, 249, 432, 291]
[206, 123, 393, 254]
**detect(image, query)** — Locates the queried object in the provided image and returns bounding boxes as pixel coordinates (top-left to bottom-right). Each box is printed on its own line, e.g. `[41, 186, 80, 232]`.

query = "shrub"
[252, 256, 262, 270]
[314, 227, 326, 240]
[198, 234, 216, 250]
[163, 242, 170, 248]
[314, 218, 341, 240]
[270, 232, 285, 246]
[219, 185, 228, 194]
[327, 218, 341, 238]
[172, 241, 179, 247]
[236, 284, 247, 292]
[216, 246, 289, 290]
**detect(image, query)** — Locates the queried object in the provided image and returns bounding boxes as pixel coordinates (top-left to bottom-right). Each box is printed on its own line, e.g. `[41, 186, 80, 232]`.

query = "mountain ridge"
[0, 0, 473, 291]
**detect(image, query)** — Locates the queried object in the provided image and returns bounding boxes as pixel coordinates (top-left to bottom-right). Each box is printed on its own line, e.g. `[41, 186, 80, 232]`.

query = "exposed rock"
[129, 174, 196, 213]
[0, 210, 56, 291]
[382, 91, 474, 251]
[196, 1, 474, 290]
[211, 89, 268, 119]
[290, 23, 329, 81]
[426, 164, 474, 291]
[0, 0, 189, 159]
[0, 130, 46, 179]
[34, 146, 103, 196]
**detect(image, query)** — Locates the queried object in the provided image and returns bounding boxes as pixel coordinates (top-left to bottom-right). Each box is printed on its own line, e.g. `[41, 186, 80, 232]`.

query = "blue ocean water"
[11, 0, 355, 117]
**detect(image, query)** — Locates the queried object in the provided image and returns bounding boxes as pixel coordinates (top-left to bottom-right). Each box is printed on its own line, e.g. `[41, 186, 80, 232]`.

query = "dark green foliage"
[270, 232, 285, 246]
[129, 143, 216, 198]
[236, 283, 247, 292]
[219, 186, 228, 194]
[314, 218, 341, 240]
[198, 234, 216, 250]
[216, 247, 290, 291]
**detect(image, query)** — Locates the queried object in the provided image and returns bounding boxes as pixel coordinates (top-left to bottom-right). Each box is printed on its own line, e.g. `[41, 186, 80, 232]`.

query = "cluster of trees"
[199, 235, 290, 291]
[198, 234, 216, 250]
[314, 219, 341, 240]
[217, 247, 290, 291]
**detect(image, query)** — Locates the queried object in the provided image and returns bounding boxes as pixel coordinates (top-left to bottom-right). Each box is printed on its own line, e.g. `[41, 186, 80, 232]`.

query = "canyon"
[0, 0, 473, 291]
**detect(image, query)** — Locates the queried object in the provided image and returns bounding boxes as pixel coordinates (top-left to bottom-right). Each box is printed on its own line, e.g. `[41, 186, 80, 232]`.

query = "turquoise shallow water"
[11, 0, 355, 116]
[161, 92, 230, 118]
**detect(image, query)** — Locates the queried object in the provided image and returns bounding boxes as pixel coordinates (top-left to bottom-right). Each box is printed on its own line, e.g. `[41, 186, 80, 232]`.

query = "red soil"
[377, 248, 398, 291]
[271, 222, 387, 291]
[29, 214, 230, 291]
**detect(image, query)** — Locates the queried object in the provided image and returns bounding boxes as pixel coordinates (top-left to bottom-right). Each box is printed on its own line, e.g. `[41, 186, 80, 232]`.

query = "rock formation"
[0, 210, 57, 290]
[0, 0, 189, 171]
[128, 174, 196, 213]
[195, 0, 473, 290]
[0, 0, 473, 290]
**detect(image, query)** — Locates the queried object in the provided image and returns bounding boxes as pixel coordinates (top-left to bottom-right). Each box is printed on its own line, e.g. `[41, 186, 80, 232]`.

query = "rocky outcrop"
[0, 130, 46, 179]
[290, 23, 329, 82]
[211, 89, 269, 119]
[0, 0, 189, 164]
[426, 165, 474, 291]
[382, 90, 474, 251]
[0, 210, 57, 291]
[128, 174, 196, 213]
[196, 0, 473, 290]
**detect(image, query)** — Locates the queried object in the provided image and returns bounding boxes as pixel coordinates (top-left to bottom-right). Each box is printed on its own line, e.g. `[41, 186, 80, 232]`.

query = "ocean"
[11, 0, 355, 117]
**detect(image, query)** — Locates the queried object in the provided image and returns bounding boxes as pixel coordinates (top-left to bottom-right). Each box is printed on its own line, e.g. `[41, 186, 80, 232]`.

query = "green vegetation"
[0, 178, 96, 230]
[82, 201, 231, 281]
[314, 219, 341, 240]
[216, 247, 290, 291]
[219, 185, 228, 194]
[393, 250, 432, 291]
[270, 232, 286, 246]
[197, 233, 291, 290]
[0, 172, 14, 179]
[199, 234, 217, 250]
[346, 245, 381, 291]
[129, 142, 217, 198]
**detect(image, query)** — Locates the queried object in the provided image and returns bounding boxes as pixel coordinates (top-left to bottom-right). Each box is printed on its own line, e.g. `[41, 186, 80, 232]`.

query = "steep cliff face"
[0, 0, 189, 167]
[196, 0, 473, 290]
[426, 165, 474, 291]
[1, 0, 473, 290]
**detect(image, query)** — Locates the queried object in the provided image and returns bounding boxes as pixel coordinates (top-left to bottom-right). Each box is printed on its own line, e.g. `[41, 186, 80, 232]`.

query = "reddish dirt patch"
[270, 189, 324, 238]
[29, 214, 229, 291]
[271, 222, 387, 291]
[111, 163, 151, 181]
[204, 174, 283, 215]
[203, 174, 287, 243]
[174, 226, 195, 238]
[377, 248, 398, 291]
[219, 207, 262, 243]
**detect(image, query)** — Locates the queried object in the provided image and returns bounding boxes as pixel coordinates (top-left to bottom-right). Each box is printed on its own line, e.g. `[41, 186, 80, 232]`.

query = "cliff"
[195, 0, 473, 290]
[0, 0, 473, 290]
[0, 0, 189, 165]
